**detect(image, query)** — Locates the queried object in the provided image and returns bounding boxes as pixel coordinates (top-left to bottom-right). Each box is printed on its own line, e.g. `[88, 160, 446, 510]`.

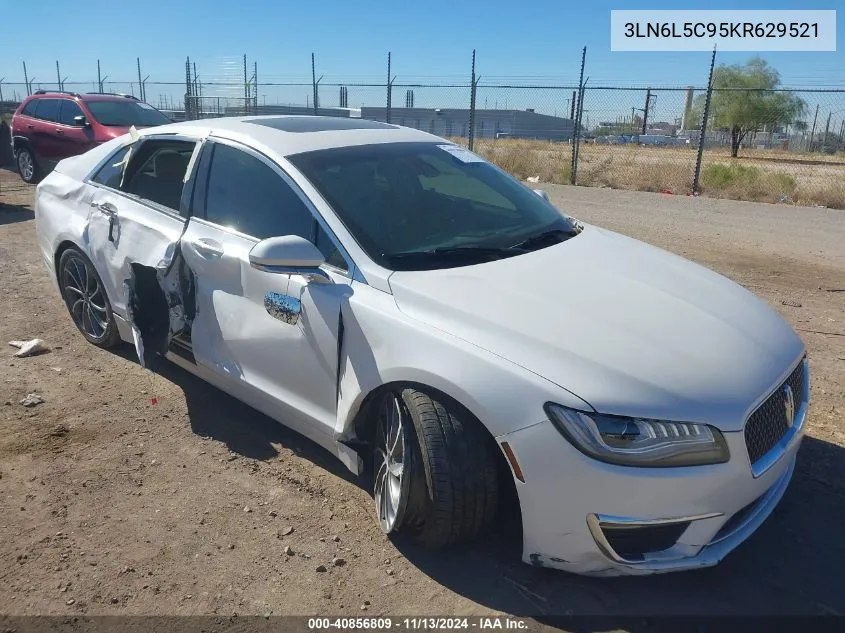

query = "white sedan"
[33, 115, 808, 576]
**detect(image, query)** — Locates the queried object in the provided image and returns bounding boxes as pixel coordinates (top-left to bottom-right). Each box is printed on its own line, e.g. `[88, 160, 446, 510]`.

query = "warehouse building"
[224, 103, 574, 142]
[361, 107, 575, 141]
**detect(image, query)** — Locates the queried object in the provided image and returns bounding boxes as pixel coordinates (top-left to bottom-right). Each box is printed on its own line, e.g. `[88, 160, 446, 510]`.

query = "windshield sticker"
[436, 144, 485, 163]
[137, 102, 154, 110]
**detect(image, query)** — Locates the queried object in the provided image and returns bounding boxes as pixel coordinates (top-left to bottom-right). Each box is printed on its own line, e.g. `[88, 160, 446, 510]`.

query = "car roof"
[142, 115, 443, 157]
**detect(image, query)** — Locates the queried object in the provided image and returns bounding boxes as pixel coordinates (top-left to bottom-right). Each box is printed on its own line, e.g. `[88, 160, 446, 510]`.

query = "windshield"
[85, 100, 171, 127]
[288, 142, 579, 271]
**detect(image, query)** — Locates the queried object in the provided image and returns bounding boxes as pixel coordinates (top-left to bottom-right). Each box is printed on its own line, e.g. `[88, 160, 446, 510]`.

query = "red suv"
[10, 90, 172, 183]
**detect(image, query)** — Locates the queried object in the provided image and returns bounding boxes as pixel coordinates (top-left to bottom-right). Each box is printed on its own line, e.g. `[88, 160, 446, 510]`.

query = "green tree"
[691, 58, 806, 157]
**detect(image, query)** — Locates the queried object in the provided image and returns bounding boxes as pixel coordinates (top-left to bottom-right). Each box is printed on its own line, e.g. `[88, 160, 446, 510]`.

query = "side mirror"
[249, 235, 330, 283]
[73, 115, 90, 127]
[250, 236, 330, 327]
[533, 189, 551, 203]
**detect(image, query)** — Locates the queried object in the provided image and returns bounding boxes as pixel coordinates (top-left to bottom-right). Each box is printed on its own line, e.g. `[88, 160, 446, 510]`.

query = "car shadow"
[392, 434, 845, 623]
[0, 202, 34, 225]
[0, 121, 14, 168]
[108, 341, 845, 624]
[109, 342, 360, 486]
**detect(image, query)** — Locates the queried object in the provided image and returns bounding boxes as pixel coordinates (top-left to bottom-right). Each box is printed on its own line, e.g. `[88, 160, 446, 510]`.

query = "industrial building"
[222, 103, 575, 142]
[361, 107, 575, 141]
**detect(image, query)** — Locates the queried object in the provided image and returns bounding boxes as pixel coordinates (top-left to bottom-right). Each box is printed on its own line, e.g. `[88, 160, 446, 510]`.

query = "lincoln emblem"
[784, 384, 795, 427]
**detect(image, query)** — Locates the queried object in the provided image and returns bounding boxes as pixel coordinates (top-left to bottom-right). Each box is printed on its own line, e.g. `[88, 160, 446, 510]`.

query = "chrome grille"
[744, 360, 806, 465]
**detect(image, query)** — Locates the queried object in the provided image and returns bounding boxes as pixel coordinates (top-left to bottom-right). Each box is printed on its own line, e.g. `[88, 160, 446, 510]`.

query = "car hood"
[388, 225, 805, 431]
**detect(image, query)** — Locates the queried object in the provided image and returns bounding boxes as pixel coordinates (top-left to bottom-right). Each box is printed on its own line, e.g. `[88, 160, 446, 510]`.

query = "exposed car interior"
[125, 145, 193, 211]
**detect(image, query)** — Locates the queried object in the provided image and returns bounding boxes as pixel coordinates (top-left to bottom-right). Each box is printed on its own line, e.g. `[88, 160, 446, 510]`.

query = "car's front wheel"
[58, 248, 121, 348]
[16, 147, 40, 184]
[373, 388, 499, 548]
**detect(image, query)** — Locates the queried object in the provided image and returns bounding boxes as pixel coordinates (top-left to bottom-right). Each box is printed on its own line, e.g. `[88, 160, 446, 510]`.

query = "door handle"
[26, 124, 34, 129]
[90, 200, 118, 217]
[192, 238, 224, 259]
[55, 129, 64, 134]
[89, 201, 118, 242]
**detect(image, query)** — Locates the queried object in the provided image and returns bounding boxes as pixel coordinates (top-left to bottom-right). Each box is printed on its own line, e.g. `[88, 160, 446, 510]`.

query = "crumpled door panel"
[123, 241, 192, 369]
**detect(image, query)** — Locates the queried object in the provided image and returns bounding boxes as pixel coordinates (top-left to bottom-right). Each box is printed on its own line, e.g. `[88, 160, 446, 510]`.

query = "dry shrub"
[577, 154, 615, 188]
[793, 182, 845, 209]
[701, 163, 797, 204]
[449, 137, 843, 208]
[578, 146, 692, 193]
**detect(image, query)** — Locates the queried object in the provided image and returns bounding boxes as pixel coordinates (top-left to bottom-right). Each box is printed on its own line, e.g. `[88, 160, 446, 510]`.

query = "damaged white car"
[34, 116, 808, 576]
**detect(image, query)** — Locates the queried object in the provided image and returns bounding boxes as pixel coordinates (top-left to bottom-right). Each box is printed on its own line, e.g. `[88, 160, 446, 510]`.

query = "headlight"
[543, 403, 729, 467]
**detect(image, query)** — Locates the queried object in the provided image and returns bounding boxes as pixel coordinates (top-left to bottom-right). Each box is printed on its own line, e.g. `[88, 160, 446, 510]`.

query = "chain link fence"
[2, 54, 843, 208]
[694, 88, 845, 207]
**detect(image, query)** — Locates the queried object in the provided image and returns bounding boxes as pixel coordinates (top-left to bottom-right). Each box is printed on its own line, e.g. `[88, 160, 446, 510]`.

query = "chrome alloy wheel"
[374, 393, 413, 533]
[61, 253, 110, 340]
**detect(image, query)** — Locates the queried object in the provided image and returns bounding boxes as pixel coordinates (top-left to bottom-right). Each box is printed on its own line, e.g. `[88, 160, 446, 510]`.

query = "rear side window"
[121, 140, 195, 212]
[91, 146, 131, 189]
[21, 101, 38, 116]
[58, 101, 85, 126]
[33, 99, 61, 122]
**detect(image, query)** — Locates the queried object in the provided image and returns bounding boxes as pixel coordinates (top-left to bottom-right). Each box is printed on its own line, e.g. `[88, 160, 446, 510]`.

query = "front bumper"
[498, 403, 805, 576]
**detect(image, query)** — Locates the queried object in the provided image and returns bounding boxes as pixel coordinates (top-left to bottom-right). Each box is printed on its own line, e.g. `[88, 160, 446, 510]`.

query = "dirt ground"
[1, 168, 844, 626]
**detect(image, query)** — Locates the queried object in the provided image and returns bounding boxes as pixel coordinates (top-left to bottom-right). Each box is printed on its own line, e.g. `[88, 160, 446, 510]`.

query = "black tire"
[57, 247, 121, 348]
[374, 387, 499, 548]
[16, 146, 41, 184]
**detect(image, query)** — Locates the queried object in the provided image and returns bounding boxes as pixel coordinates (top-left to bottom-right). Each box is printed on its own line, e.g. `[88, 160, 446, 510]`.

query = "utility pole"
[386, 52, 392, 123]
[23, 61, 30, 96]
[468, 49, 479, 150]
[185, 56, 194, 119]
[809, 103, 819, 151]
[311, 54, 324, 115]
[641, 88, 652, 135]
[137, 58, 143, 100]
[312, 53, 318, 115]
[822, 111, 832, 149]
[136, 58, 148, 101]
[243, 54, 249, 113]
[692, 46, 717, 194]
[570, 46, 587, 185]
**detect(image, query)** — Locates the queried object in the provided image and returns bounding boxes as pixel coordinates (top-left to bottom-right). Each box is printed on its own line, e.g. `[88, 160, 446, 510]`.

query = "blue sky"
[2, 0, 842, 125]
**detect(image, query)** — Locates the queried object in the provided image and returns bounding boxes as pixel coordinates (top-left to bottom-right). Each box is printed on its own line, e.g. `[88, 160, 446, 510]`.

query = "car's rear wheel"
[16, 147, 40, 184]
[58, 248, 121, 348]
[373, 388, 499, 548]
